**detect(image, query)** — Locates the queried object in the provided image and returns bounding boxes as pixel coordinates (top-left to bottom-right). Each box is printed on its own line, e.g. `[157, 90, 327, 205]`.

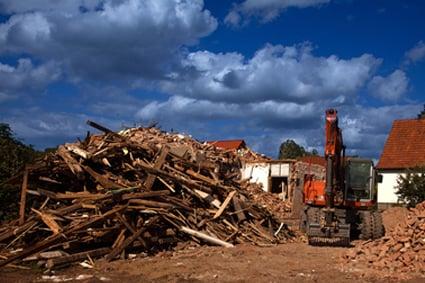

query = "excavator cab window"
[345, 160, 373, 201]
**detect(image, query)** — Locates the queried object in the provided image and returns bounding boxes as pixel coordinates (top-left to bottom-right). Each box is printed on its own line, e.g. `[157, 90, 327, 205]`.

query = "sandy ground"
[2, 242, 423, 283]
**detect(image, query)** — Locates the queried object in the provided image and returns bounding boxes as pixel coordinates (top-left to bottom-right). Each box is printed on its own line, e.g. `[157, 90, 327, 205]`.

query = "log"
[180, 226, 234, 248]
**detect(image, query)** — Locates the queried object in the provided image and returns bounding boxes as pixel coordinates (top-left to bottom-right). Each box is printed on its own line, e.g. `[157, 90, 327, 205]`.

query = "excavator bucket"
[307, 222, 351, 246]
[304, 207, 351, 246]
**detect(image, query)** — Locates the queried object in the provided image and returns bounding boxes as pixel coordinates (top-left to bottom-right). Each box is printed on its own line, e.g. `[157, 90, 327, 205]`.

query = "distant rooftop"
[377, 117, 425, 170]
[206, 140, 246, 151]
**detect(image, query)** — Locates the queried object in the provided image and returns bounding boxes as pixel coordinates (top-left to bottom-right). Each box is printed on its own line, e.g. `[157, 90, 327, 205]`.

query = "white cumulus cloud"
[404, 40, 425, 65]
[225, 0, 330, 26]
[368, 70, 408, 102]
[161, 44, 381, 104]
[0, 0, 217, 81]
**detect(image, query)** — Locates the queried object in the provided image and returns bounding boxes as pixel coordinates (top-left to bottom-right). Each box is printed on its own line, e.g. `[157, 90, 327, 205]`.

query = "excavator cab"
[344, 158, 376, 206]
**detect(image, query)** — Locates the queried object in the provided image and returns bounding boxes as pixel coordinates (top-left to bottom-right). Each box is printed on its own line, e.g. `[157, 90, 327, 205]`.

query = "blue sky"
[0, 0, 424, 159]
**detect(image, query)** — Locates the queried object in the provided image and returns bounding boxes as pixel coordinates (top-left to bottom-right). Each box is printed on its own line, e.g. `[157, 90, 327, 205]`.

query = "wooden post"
[19, 166, 29, 225]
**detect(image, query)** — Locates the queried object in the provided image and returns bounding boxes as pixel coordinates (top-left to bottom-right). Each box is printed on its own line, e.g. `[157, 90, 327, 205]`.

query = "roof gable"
[377, 118, 425, 170]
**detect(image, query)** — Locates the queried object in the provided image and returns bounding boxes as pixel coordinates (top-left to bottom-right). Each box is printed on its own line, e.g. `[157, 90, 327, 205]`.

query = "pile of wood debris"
[242, 182, 292, 221]
[344, 201, 425, 278]
[0, 121, 294, 269]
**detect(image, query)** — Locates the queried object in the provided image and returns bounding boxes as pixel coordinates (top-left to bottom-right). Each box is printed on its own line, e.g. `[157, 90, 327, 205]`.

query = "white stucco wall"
[377, 172, 404, 204]
[242, 163, 270, 192]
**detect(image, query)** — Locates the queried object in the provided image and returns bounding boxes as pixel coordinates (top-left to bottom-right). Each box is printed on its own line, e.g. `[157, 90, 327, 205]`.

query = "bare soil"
[2, 242, 423, 283]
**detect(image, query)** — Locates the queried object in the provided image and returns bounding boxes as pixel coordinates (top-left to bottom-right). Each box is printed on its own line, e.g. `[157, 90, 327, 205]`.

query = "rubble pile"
[243, 182, 292, 221]
[345, 201, 425, 276]
[0, 122, 294, 269]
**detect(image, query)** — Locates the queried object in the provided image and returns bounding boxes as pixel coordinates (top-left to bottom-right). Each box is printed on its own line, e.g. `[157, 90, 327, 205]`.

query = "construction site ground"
[2, 240, 423, 283]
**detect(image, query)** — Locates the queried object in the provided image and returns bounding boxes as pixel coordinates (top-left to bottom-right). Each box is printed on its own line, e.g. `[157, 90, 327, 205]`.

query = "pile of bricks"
[345, 201, 425, 276]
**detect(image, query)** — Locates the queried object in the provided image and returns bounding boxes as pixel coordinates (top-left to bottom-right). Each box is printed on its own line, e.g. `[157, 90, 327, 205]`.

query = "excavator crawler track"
[308, 236, 350, 247]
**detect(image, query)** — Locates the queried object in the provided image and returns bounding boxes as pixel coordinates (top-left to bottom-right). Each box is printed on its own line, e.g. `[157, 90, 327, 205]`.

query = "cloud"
[161, 44, 381, 104]
[0, 0, 102, 14]
[0, 0, 217, 81]
[368, 70, 408, 102]
[403, 40, 425, 65]
[1, 106, 132, 148]
[0, 58, 61, 99]
[225, 0, 330, 26]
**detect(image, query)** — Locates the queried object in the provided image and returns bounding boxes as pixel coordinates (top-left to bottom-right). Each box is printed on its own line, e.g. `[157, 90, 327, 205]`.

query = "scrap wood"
[46, 247, 111, 269]
[0, 122, 294, 270]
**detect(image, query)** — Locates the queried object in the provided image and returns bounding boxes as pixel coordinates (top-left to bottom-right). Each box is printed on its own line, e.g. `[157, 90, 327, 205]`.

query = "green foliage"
[278, 139, 318, 159]
[395, 167, 425, 207]
[0, 123, 40, 220]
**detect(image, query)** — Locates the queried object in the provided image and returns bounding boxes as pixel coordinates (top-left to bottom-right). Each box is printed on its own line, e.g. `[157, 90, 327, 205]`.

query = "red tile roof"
[298, 155, 326, 167]
[377, 118, 425, 170]
[207, 140, 246, 150]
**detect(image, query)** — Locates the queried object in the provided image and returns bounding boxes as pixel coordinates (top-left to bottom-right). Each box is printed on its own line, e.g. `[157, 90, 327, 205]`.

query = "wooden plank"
[213, 191, 236, 219]
[128, 199, 175, 209]
[194, 189, 221, 209]
[122, 190, 170, 200]
[180, 226, 234, 248]
[19, 167, 29, 225]
[144, 146, 169, 190]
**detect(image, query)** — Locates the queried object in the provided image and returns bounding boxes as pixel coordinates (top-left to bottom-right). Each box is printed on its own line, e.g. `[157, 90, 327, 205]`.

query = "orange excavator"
[301, 109, 384, 246]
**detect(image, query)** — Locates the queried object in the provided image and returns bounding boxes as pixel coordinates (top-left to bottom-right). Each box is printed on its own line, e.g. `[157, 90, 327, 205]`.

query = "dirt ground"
[2, 242, 423, 283]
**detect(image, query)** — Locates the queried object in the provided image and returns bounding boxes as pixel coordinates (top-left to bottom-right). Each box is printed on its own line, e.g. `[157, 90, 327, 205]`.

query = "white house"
[376, 114, 425, 206]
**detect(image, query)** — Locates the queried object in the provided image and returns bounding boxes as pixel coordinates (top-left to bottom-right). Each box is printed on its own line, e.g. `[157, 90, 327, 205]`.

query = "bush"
[395, 167, 425, 207]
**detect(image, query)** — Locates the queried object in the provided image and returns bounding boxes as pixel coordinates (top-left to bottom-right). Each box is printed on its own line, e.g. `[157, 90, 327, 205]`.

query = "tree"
[278, 139, 318, 159]
[395, 167, 425, 207]
[0, 123, 39, 220]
